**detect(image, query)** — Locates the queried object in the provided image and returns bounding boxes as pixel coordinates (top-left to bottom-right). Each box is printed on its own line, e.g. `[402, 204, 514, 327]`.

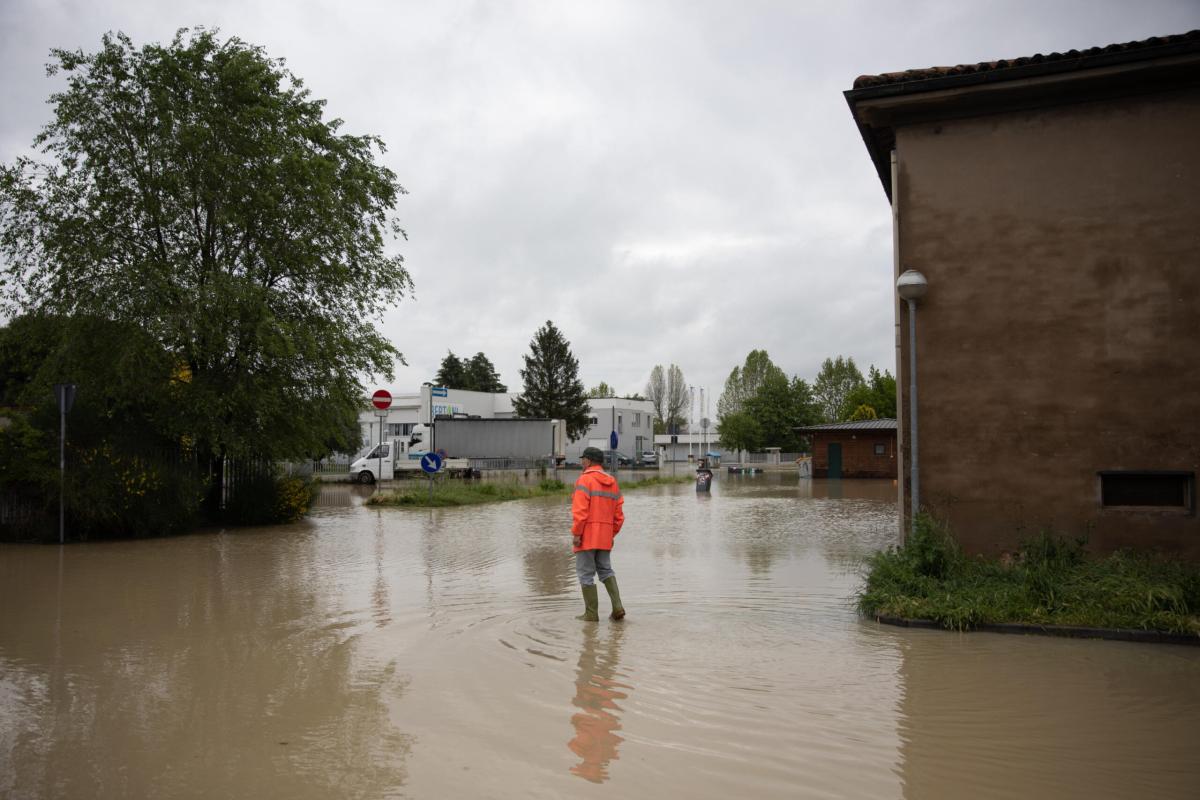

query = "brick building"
[844, 31, 1200, 555]
[797, 420, 897, 479]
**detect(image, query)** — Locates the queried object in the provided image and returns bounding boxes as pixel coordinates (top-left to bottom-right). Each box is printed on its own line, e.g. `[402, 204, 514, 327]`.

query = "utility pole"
[53, 383, 76, 545]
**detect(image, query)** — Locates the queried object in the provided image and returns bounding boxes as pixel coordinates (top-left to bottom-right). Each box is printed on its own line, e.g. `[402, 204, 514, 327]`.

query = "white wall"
[564, 398, 657, 460]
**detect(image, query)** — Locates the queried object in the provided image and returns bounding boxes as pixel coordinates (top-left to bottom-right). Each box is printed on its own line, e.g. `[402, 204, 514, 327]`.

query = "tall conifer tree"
[513, 321, 590, 441]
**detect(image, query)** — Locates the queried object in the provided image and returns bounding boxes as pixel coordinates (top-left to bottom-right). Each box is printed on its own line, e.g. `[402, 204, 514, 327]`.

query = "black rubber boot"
[576, 584, 600, 621]
[602, 576, 626, 620]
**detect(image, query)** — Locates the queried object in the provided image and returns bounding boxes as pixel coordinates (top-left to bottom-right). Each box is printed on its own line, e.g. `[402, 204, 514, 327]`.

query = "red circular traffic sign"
[371, 389, 392, 410]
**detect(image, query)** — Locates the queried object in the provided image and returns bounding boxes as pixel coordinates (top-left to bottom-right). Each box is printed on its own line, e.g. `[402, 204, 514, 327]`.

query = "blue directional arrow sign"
[609, 431, 618, 450]
[420, 452, 443, 474]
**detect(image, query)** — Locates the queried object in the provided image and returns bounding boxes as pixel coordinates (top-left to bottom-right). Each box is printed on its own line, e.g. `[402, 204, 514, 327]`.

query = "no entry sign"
[371, 389, 392, 410]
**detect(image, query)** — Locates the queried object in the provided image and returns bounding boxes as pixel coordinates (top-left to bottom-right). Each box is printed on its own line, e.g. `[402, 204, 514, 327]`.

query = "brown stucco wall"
[894, 85, 1200, 556]
[810, 431, 897, 479]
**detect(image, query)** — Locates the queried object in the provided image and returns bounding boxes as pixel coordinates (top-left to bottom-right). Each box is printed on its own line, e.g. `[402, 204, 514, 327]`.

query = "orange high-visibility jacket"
[571, 466, 624, 552]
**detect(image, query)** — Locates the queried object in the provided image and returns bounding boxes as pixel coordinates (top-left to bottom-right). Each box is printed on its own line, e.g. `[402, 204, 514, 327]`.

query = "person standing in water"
[571, 447, 626, 621]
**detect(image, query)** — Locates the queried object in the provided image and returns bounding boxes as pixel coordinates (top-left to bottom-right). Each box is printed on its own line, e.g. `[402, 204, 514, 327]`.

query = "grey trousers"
[575, 549, 615, 586]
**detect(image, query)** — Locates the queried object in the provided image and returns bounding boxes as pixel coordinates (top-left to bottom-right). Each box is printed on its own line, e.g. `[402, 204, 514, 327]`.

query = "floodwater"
[2, 473, 1198, 799]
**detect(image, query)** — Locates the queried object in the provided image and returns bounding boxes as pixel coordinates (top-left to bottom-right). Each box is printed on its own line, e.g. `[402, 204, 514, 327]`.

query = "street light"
[896, 269, 928, 536]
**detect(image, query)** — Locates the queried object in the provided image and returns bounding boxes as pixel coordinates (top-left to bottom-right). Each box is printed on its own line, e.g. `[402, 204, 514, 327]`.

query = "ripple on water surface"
[3, 476, 1199, 799]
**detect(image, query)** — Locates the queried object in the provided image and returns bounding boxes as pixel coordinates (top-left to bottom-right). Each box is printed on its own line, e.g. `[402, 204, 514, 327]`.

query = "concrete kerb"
[873, 615, 1200, 646]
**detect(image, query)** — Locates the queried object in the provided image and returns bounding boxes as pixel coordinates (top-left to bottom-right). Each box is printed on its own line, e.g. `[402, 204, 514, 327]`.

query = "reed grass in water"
[858, 515, 1200, 636]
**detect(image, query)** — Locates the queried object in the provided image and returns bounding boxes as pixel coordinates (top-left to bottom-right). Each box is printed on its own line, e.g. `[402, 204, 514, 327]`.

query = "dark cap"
[581, 446, 605, 463]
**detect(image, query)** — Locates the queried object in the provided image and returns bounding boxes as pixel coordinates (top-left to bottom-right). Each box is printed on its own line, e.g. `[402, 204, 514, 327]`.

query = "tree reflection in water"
[567, 623, 630, 783]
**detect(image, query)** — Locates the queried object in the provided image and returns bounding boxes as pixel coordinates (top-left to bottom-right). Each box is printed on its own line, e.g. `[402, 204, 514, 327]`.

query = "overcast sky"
[3, 1, 1197, 412]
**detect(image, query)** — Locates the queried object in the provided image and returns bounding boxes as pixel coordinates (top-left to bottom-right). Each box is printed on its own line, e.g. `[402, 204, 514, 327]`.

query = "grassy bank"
[858, 516, 1200, 636]
[367, 473, 694, 508]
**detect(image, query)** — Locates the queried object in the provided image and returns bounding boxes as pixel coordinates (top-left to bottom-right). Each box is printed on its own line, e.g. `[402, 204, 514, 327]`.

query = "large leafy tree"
[0, 30, 410, 468]
[717, 350, 819, 451]
[513, 321, 590, 441]
[812, 356, 865, 422]
[587, 381, 616, 398]
[718, 350, 785, 419]
[841, 365, 897, 421]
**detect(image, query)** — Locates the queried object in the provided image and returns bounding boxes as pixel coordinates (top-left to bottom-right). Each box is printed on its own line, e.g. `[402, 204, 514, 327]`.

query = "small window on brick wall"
[1099, 471, 1194, 512]
[874, 443, 886, 456]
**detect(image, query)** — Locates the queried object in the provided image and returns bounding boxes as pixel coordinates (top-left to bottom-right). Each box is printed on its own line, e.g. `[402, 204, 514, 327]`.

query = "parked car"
[601, 450, 633, 466]
[639, 450, 658, 467]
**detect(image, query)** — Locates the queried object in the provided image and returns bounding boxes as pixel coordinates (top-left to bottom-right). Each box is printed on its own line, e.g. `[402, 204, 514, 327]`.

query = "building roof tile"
[795, 419, 898, 432]
[852, 30, 1200, 90]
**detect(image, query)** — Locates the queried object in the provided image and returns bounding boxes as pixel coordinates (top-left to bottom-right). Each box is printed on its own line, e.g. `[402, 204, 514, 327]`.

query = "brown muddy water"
[2, 473, 1198, 799]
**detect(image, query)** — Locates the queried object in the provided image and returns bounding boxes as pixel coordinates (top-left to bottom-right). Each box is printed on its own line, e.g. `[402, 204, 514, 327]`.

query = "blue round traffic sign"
[420, 452, 443, 474]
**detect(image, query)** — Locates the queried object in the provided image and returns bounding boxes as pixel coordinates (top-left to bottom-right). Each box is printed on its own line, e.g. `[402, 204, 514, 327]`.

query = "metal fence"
[468, 457, 556, 471]
[744, 452, 805, 463]
[0, 492, 40, 525]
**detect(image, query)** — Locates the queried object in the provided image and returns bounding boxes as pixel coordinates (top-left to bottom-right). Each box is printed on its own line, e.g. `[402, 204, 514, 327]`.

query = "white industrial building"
[565, 397, 657, 463]
[357, 385, 518, 454]
[357, 387, 656, 462]
[653, 432, 726, 464]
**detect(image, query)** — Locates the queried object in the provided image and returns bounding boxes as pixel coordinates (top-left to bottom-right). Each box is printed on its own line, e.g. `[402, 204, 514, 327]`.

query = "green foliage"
[436, 351, 507, 393]
[0, 29, 411, 462]
[222, 470, 318, 525]
[587, 381, 616, 398]
[717, 350, 781, 420]
[64, 444, 208, 539]
[367, 472, 688, 508]
[0, 314, 213, 540]
[717, 351, 817, 450]
[858, 516, 1200, 635]
[513, 321, 590, 441]
[369, 477, 569, 507]
[716, 411, 763, 452]
[813, 356, 866, 422]
[840, 366, 896, 421]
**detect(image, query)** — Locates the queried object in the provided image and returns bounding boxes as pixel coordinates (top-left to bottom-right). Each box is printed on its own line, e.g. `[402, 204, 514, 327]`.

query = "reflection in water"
[567, 625, 629, 783]
[0, 532, 412, 799]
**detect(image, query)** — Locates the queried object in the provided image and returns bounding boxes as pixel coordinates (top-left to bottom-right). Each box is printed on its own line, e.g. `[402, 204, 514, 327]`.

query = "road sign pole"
[371, 389, 393, 485]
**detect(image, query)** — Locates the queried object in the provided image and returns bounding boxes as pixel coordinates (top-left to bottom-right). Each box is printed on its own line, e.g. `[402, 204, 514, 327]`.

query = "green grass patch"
[627, 474, 695, 489]
[367, 478, 569, 508]
[367, 473, 695, 508]
[857, 515, 1200, 636]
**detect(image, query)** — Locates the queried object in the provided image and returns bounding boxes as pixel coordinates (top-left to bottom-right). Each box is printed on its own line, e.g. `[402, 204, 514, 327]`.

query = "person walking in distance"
[572, 447, 626, 621]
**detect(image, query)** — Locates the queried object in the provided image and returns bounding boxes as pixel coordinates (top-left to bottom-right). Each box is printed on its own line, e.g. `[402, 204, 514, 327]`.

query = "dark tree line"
[434, 352, 507, 393]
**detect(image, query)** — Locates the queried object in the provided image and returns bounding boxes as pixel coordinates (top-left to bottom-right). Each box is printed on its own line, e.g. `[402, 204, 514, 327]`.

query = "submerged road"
[2, 473, 1198, 798]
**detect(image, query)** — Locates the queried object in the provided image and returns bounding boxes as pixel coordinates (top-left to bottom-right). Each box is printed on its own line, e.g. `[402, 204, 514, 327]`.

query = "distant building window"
[386, 423, 414, 437]
[618, 414, 623, 434]
[633, 413, 640, 427]
[874, 443, 886, 456]
[589, 417, 598, 425]
[1099, 472, 1194, 511]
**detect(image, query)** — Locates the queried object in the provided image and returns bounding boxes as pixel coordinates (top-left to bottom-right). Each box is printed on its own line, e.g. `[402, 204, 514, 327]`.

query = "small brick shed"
[796, 419, 897, 479]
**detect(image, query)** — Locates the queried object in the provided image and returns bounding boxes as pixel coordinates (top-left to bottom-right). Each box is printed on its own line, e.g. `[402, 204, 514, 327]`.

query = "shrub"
[65, 445, 207, 539]
[223, 469, 317, 526]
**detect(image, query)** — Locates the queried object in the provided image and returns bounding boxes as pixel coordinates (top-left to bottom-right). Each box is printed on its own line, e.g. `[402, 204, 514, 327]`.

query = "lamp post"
[896, 269, 928, 535]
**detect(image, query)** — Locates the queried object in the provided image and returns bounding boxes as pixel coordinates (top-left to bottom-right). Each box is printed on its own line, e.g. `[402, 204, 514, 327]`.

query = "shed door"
[827, 443, 842, 479]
